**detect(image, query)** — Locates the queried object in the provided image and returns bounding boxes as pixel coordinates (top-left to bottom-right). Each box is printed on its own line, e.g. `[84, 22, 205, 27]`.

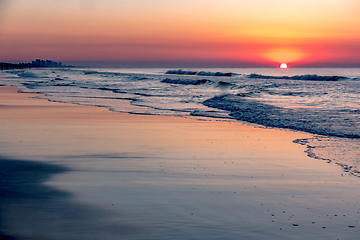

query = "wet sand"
[0, 86, 359, 239]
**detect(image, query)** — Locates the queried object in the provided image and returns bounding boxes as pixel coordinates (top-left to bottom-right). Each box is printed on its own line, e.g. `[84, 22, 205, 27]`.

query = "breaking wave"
[161, 78, 212, 85]
[161, 78, 236, 89]
[248, 74, 348, 81]
[203, 94, 360, 139]
[166, 69, 234, 77]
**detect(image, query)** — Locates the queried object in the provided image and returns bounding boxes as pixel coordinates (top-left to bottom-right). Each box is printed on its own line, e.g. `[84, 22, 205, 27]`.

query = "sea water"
[0, 67, 359, 175]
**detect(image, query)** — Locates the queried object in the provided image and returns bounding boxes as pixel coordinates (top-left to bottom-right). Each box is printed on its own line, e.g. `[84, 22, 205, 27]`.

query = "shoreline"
[1, 85, 360, 239]
[6, 83, 360, 177]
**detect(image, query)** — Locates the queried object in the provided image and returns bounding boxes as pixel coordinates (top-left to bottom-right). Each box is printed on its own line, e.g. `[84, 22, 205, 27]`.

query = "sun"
[280, 63, 288, 69]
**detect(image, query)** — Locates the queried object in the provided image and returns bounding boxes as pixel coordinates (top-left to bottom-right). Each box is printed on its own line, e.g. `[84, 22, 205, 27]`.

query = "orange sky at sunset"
[0, 0, 359, 67]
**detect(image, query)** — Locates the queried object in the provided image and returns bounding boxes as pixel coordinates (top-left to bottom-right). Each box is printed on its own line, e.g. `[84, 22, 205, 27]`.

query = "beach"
[1, 85, 359, 239]
[1, 0, 360, 238]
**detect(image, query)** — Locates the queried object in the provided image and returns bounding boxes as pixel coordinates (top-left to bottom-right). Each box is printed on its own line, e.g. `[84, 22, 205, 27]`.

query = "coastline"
[1, 86, 359, 239]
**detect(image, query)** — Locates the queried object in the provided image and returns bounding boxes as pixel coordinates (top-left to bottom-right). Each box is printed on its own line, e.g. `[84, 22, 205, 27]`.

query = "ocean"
[1, 67, 359, 176]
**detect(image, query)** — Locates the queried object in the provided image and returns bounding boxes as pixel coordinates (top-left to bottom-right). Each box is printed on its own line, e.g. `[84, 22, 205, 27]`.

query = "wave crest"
[166, 69, 234, 77]
[161, 78, 212, 85]
[248, 74, 348, 81]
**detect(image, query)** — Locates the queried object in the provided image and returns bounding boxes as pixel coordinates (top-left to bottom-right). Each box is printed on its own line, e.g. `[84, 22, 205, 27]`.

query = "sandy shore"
[1, 86, 359, 239]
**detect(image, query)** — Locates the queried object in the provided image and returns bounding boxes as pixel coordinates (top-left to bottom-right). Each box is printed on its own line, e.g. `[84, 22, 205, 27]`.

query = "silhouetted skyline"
[0, 59, 72, 70]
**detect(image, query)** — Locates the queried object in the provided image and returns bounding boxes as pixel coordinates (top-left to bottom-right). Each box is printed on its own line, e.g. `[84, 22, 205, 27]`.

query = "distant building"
[30, 59, 62, 67]
[1, 59, 69, 70]
[0, 62, 25, 70]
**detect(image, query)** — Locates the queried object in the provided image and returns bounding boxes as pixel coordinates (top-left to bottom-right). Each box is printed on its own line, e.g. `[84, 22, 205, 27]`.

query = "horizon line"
[1, 59, 360, 69]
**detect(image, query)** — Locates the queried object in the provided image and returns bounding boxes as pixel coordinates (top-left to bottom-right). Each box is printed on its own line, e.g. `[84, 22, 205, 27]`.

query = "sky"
[0, 0, 359, 67]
